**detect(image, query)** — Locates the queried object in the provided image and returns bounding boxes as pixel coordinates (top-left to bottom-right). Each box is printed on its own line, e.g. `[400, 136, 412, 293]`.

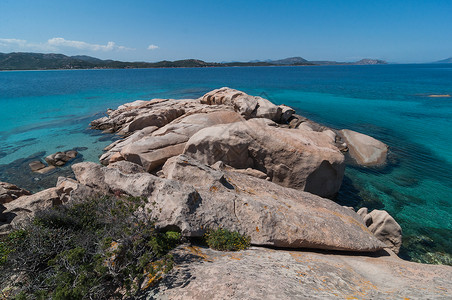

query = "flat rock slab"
[28, 160, 46, 172]
[147, 245, 452, 300]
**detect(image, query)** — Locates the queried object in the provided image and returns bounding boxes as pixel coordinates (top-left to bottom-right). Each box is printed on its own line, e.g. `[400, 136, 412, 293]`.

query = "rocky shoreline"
[1, 88, 450, 298]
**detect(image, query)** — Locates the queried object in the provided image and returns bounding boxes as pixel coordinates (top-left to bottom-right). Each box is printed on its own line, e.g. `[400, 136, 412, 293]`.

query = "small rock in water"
[28, 160, 46, 172]
[0, 181, 31, 204]
[45, 150, 78, 167]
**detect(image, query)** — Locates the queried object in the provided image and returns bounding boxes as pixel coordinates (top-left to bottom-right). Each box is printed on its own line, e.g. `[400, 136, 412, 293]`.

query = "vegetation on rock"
[205, 228, 251, 251]
[0, 195, 181, 299]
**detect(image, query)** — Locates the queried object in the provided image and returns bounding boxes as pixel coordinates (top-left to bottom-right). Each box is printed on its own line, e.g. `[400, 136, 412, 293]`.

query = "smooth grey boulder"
[162, 155, 383, 251]
[358, 208, 403, 254]
[0, 182, 31, 204]
[184, 118, 345, 198]
[147, 245, 452, 300]
[71, 160, 383, 252]
[339, 129, 388, 166]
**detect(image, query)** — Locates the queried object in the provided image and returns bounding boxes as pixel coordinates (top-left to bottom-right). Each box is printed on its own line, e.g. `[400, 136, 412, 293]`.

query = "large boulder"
[339, 129, 388, 166]
[147, 245, 452, 300]
[357, 207, 403, 254]
[184, 118, 345, 198]
[72, 160, 383, 252]
[0, 182, 31, 204]
[162, 155, 383, 251]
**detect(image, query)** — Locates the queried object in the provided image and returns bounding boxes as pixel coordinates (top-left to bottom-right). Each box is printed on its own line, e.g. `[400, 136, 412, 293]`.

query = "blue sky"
[0, 0, 451, 63]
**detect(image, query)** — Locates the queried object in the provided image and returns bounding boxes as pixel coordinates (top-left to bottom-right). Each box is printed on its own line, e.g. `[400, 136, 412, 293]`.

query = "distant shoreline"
[0, 52, 389, 71]
[0, 64, 402, 72]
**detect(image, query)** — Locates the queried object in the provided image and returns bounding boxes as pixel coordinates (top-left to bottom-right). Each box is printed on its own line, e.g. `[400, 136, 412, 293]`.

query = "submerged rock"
[28, 160, 46, 172]
[45, 150, 78, 167]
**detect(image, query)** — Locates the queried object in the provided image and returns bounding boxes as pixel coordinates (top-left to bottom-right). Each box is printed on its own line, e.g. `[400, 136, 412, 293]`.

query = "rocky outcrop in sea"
[1, 88, 450, 298]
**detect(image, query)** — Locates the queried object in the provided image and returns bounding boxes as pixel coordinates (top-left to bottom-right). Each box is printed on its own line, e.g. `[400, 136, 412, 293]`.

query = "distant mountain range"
[434, 57, 452, 63]
[0, 53, 388, 70]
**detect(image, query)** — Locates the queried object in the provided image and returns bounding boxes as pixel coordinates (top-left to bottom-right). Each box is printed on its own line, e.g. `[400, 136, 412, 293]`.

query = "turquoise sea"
[0, 65, 451, 264]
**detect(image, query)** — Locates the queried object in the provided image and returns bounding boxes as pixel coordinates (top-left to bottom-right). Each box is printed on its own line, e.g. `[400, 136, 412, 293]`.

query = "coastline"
[1, 88, 451, 298]
[1, 66, 451, 266]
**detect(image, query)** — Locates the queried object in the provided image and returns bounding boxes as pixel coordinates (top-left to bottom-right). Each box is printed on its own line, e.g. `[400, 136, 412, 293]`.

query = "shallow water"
[1, 65, 451, 264]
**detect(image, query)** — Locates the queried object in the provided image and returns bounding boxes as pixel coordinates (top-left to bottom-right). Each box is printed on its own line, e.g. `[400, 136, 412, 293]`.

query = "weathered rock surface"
[161, 155, 383, 251]
[184, 119, 345, 198]
[90, 98, 204, 135]
[92, 88, 389, 200]
[0, 187, 61, 234]
[339, 129, 388, 166]
[147, 245, 452, 300]
[45, 150, 78, 167]
[71, 161, 377, 251]
[71, 159, 382, 252]
[358, 207, 403, 254]
[200, 87, 283, 122]
[0, 182, 31, 204]
[107, 160, 147, 174]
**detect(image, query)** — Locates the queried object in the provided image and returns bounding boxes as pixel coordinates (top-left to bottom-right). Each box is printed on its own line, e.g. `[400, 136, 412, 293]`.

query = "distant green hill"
[0, 53, 226, 70]
[271, 57, 312, 65]
[0, 52, 388, 70]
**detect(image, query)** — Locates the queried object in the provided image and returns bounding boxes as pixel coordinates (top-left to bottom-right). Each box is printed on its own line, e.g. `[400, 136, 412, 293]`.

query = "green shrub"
[0, 195, 181, 299]
[205, 228, 251, 251]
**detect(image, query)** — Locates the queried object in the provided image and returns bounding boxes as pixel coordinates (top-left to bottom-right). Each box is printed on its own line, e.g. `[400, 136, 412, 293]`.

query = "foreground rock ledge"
[147, 245, 452, 300]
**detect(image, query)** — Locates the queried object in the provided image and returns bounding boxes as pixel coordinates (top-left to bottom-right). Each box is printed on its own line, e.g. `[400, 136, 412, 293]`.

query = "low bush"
[204, 228, 251, 251]
[0, 195, 181, 299]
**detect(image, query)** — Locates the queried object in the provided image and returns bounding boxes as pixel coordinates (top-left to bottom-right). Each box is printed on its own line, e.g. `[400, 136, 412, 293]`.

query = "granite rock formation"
[147, 245, 452, 299]
[338, 129, 388, 166]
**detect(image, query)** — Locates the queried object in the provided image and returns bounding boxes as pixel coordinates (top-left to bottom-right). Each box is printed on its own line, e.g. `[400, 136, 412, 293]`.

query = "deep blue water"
[1, 65, 451, 264]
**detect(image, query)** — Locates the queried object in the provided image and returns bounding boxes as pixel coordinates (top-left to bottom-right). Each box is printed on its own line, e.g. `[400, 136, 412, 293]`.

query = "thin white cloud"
[0, 38, 54, 51]
[0, 37, 134, 52]
[47, 37, 134, 51]
[147, 44, 159, 50]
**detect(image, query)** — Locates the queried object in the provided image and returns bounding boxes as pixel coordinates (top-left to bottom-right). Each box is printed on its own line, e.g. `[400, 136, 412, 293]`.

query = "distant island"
[0, 52, 388, 70]
[434, 57, 452, 63]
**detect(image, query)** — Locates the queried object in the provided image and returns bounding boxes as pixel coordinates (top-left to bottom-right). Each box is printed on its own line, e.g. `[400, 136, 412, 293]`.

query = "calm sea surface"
[1, 65, 451, 264]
